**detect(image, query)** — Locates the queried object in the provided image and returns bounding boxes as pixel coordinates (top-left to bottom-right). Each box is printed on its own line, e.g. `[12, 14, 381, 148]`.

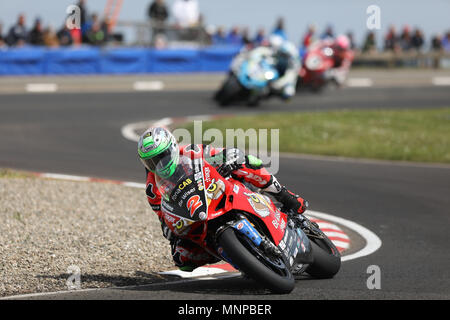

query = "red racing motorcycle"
[297, 41, 353, 93]
[297, 43, 336, 92]
[155, 154, 341, 294]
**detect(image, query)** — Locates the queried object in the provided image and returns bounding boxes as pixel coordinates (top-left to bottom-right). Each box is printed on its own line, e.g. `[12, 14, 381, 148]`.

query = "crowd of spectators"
[205, 22, 450, 54]
[0, 1, 113, 48]
[0, 0, 449, 55]
[360, 25, 450, 54]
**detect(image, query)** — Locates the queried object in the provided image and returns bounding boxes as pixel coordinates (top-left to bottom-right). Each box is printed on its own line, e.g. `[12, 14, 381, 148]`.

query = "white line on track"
[307, 211, 382, 262]
[25, 83, 58, 93]
[122, 182, 146, 188]
[321, 231, 350, 239]
[133, 81, 165, 91]
[39, 173, 90, 181]
[346, 78, 373, 87]
[313, 221, 343, 231]
[432, 77, 450, 86]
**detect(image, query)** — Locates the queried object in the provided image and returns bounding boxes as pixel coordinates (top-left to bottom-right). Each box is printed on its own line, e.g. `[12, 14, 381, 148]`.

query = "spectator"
[431, 34, 442, 51]
[0, 23, 5, 47]
[148, 0, 169, 24]
[28, 18, 45, 46]
[101, 18, 111, 43]
[75, 0, 90, 43]
[57, 24, 73, 46]
[86, 20, 106, 45]
[321, 25, 334, 40]
[384, 25, 399, 51]
[411, 28, 424, 51]
[6, 14, 27, 46]
[82, 13, 98, 43]
[362, 31, 377, 53]
[77, 0, 87, 24]
[227, 26, 242, 45]
[272, 17, 287, 39]
[346, 31, 356, 50]
[442, 32, 450, 52]
[399, 25, 412, 51]
[241, 27, 252, 46]
[148, 0, 169, 43]
[172, 0, 200, 28]
[211, 26, 227, 45]
[78, 0, 88, 31]
[301, 24, 316, 49]
[43, 26, 59, 47]
[253, 28, 266, 46]
[195, 14, 210, 45]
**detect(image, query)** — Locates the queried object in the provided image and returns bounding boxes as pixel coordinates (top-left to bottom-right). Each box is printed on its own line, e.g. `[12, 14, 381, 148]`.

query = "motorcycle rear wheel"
[218, 227, 295, 294]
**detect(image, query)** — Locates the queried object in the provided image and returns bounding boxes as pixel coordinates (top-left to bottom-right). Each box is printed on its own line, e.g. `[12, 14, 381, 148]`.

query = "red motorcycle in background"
[297, 36, 354, 93]
[155, 153, 341, 294]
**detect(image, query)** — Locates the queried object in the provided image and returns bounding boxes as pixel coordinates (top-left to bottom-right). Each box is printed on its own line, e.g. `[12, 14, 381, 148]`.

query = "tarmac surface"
[0, 72, 449, 299]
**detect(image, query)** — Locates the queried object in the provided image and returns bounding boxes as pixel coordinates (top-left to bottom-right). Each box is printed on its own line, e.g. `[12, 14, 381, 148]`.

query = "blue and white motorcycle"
[214, 47, 280, 107]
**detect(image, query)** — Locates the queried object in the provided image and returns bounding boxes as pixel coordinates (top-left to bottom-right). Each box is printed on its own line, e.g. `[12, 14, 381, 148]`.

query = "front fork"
[215, 215, 283, 267]
[216, 213, 314, 273]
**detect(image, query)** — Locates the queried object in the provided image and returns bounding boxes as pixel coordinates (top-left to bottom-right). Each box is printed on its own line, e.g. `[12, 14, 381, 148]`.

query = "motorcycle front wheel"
[306, 232, 341, 279]
[218, 227, 295, 294]
[215, 74, 244, 106]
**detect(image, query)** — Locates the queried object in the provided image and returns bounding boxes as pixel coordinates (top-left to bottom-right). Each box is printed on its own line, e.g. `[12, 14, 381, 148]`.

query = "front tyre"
[218, 228, 295, 294]
[215, 75, 243, 106]
[306, 237, 341, 279]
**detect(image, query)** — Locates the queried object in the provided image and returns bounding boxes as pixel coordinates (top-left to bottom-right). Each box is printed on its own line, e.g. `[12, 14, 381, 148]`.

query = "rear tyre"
[218, 228, 295, 294]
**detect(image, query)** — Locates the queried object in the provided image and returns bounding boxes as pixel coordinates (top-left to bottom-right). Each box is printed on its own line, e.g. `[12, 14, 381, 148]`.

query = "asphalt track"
[0, 85, 449, 299]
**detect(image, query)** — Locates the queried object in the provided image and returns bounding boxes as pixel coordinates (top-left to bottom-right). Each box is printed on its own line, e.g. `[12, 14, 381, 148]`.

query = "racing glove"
[217, 161, 243, 178]
[216, 148, 245, 177]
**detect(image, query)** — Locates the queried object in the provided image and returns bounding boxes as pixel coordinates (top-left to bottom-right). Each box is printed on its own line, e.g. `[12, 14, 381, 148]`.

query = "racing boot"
[265, 183, 308, 215]
[276, 186, 309, 214]
[171, 238, 220, 272]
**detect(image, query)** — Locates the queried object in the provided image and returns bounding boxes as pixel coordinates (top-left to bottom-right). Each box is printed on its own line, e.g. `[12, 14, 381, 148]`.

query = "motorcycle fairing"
[278, 224, 313, 266]
[200, 161, 288, 247]
[160, 156, 209, 238]
[237, 59, 280, 90]
[226, 183, 288, 246]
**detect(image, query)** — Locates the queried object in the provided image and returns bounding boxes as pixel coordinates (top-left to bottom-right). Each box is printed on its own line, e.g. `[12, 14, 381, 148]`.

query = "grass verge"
[0, 168, 34, 179]
[181, 108, 450, 163]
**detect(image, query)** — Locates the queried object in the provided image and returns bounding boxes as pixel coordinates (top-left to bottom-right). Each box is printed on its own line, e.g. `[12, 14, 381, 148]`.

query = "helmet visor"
[141, 141, 179, 176]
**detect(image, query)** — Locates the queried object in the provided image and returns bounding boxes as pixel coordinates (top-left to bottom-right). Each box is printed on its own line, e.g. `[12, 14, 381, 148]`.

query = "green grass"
[180, 108, 450, 163]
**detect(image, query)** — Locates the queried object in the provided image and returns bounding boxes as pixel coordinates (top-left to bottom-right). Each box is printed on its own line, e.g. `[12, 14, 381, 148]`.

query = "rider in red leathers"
[138, 127, 308, 272]
[328, 35, 354, 86]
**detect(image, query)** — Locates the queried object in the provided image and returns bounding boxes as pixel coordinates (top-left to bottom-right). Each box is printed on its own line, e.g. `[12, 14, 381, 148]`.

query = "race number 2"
[187, 195, 202, 217]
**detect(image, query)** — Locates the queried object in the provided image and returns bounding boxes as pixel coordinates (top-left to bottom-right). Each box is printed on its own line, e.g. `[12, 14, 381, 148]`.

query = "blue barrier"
[101, 48, 148, 74]
[0, 47, 46, 75]
[149, 49, 201, 73]
[200, 45, 241, 72]
[0, 46, 241, 76]
[45, 48, 101, 74]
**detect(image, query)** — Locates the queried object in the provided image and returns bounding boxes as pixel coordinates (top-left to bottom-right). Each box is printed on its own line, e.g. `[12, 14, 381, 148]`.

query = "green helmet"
[138, 127, 179, 179]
